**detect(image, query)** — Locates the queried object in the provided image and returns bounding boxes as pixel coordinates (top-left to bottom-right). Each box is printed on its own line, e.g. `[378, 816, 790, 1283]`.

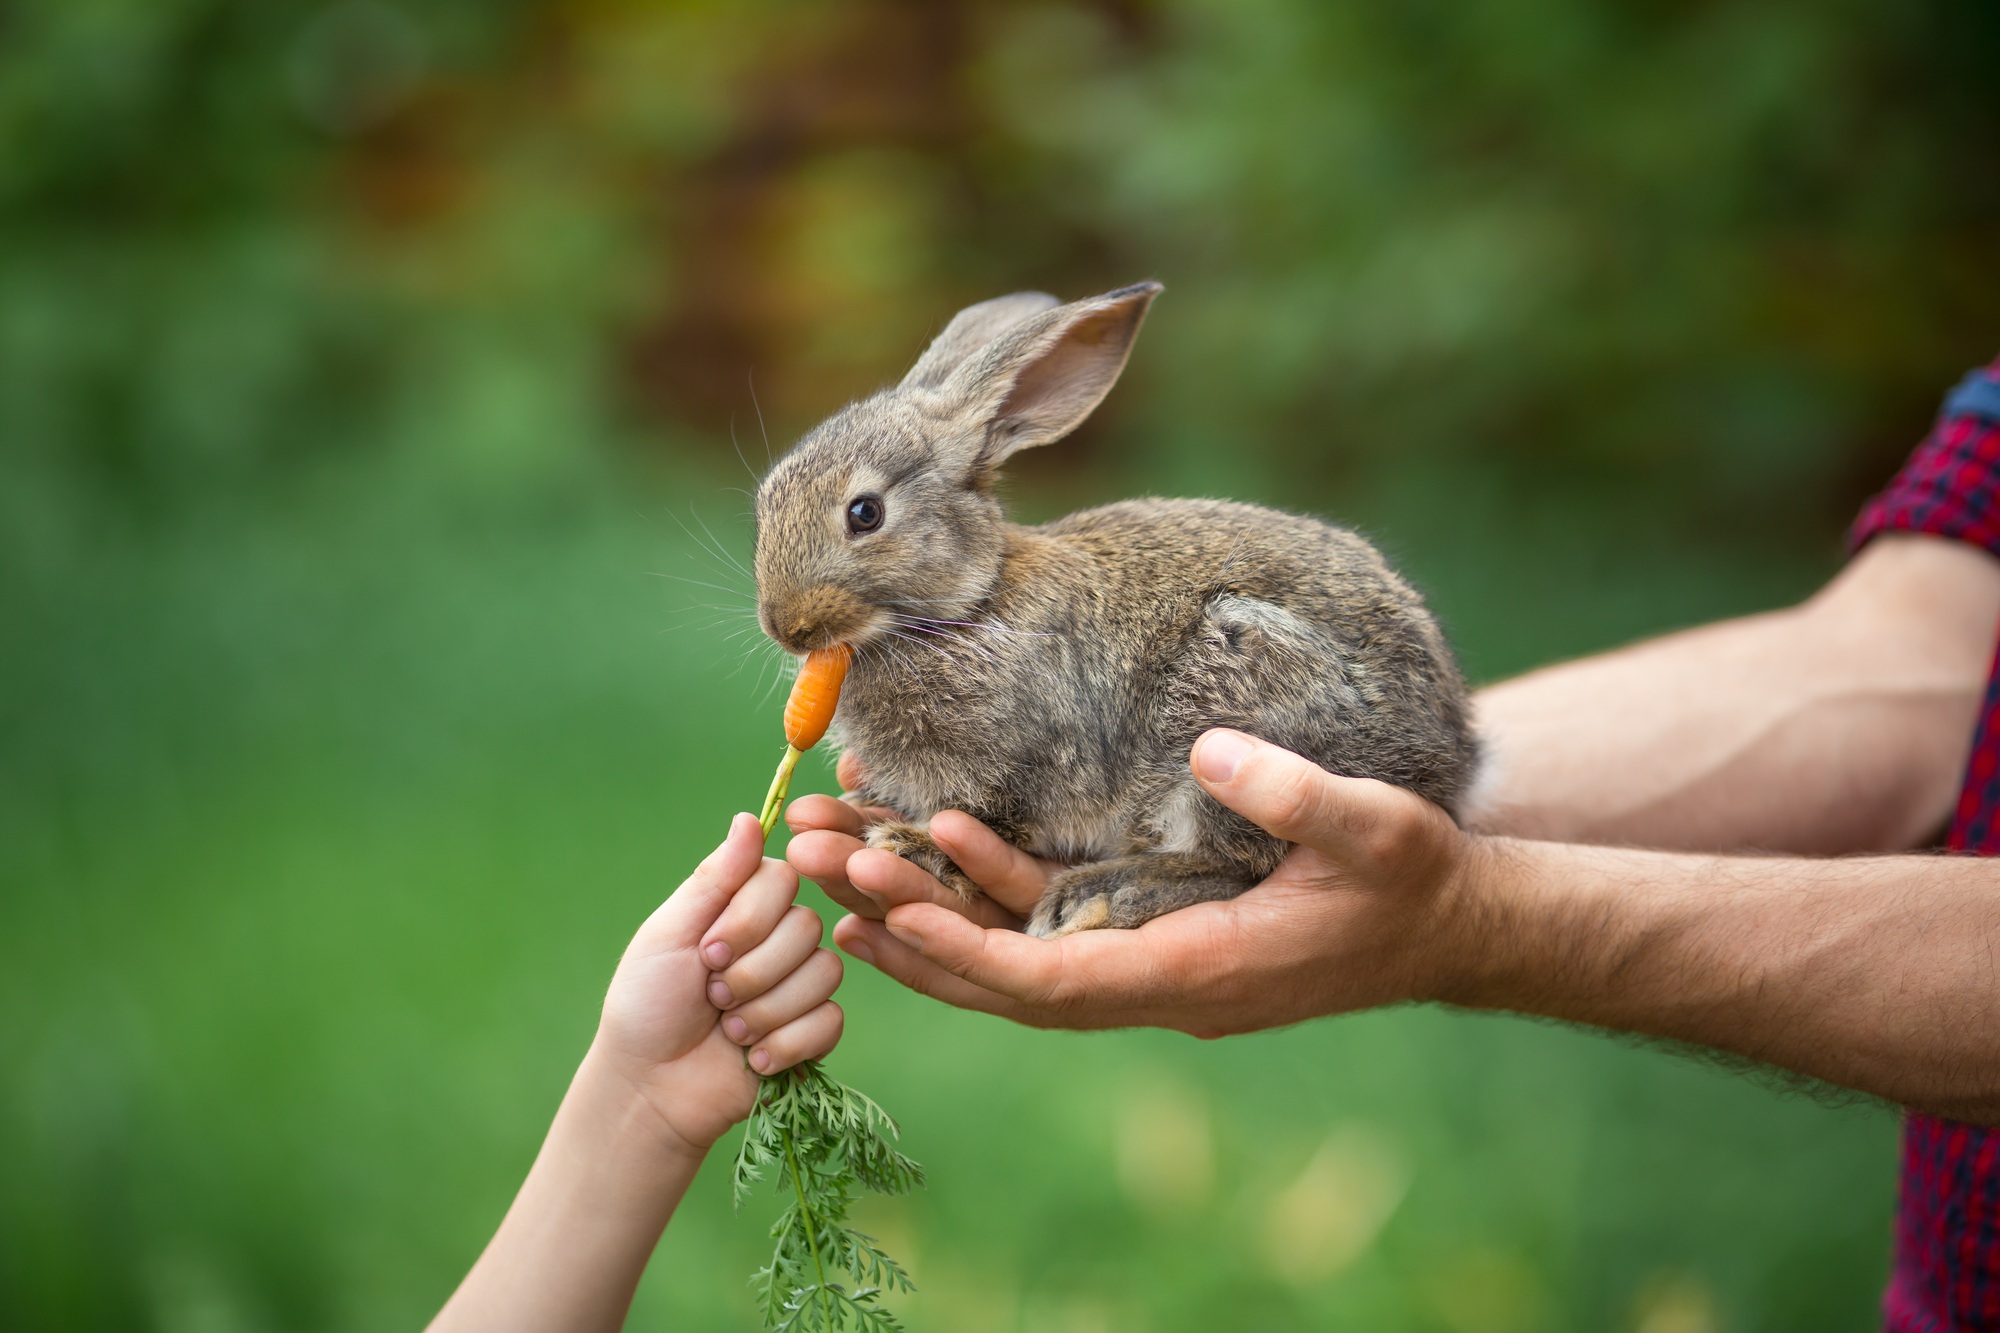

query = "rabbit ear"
[900, 291, 1062, 391]
[940, 281, 1162, 471]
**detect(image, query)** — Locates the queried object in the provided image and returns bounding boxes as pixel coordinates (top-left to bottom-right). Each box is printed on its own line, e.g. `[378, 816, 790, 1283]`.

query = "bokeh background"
[5, 1, 1999, 1329]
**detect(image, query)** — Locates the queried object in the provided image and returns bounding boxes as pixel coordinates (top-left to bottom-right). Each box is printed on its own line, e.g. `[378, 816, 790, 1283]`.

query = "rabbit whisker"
[884, 616, 1028, 663]
[667, 613, 754, 637]
[727, 414, 765, 486]
[654, 572, 756, 601]
[882, 626, 967, 670]
[689, 508, 756, 582]
[884, 617, 999, 662]
[721, 627, 784, 681]
[888, 627, 997, 675]
[876, 596, 1003, 605]
[892, 612, 1055, 640]
[866, 634, 923, 682]
[664, 510, 756, 588]
[752, 643, 793, 706]
[748, 374, 775, 472]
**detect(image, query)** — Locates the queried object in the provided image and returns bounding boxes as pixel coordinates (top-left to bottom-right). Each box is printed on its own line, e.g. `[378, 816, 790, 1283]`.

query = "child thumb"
[647, 812, 766, 947]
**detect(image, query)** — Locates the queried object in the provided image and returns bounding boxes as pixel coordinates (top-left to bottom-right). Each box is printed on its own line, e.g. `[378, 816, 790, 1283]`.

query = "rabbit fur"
[753, 281, 1478, 937]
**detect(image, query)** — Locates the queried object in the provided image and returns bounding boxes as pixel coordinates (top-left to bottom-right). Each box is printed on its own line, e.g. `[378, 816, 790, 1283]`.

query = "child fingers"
[708, 903, 823, 1008]
[696, 856, 799, 971]
[747, 1000, 845, 1075]
[718, 947, 843, 1046]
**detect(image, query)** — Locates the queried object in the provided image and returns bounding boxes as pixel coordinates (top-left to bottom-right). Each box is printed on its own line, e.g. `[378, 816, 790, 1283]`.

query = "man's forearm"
[1440, 837, 2000, 1122]
[1468, 535, 2000, 854]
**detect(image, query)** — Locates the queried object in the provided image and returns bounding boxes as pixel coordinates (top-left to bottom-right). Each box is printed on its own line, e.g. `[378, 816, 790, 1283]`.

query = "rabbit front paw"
[865, 820, 980, 903]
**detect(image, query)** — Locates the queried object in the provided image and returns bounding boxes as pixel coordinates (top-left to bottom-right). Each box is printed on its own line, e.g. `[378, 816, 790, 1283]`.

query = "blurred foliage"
[5, 0, 1997, 550]
[0, 509, 1902, 1332]
[4, 0, 1998, 1329]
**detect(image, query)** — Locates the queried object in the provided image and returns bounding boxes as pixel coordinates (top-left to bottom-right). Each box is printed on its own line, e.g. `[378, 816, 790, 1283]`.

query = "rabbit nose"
[765, 584, 868, 652]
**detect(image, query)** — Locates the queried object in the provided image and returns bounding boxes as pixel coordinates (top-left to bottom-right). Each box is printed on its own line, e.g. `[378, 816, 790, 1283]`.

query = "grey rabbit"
[753, 281, 1478, 937]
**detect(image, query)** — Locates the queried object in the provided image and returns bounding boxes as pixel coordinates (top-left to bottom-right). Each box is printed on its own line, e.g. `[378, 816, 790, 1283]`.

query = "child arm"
[430, 813, 843, 1332]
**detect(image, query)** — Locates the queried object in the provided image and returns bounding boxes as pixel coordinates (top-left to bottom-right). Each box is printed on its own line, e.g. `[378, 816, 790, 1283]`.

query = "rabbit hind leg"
[1026, 851, 1258, 938]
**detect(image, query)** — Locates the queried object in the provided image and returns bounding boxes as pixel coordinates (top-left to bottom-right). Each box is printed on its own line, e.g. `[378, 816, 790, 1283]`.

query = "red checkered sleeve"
[1858, 354, 2000, 1333]
[1850, 356, 2000, 857]
[1851, 357, 2000, 559]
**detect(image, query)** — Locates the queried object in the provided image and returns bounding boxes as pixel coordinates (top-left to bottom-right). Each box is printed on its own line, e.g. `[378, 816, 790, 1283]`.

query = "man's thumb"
[1189, 728, 1406, 860]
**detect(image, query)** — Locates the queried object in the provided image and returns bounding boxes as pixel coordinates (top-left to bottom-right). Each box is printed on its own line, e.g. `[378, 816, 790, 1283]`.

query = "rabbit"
[752, 281, 1479, 937]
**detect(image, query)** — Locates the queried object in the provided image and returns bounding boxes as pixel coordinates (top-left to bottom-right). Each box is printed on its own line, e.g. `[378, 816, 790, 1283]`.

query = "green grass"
[0, 470, 1893, 1332]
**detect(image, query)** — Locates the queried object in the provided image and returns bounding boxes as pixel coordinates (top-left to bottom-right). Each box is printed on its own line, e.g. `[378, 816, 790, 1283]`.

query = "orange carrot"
[758, 643, 853, 837]
[784, 643, 853, 751]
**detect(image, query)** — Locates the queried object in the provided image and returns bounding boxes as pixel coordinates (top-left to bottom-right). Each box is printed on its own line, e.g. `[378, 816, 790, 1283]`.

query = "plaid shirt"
[1850, 356, 2000, 1331]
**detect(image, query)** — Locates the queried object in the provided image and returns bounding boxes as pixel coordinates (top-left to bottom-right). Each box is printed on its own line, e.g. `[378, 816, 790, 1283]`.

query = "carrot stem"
[758, 744, 803, 840]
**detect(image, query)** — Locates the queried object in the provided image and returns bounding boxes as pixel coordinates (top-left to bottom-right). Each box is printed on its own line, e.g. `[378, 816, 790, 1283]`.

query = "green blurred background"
[5, 1, 1998, 1329]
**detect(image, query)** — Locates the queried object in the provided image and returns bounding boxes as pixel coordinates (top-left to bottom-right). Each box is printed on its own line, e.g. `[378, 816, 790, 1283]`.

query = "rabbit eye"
[845, 495, 884, 535]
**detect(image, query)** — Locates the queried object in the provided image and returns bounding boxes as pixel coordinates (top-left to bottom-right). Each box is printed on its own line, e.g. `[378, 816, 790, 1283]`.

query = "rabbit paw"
[1026, 871, 1123, 938]
[865, 820, 979, 903]
[1027, 890, 1113, 938]
[1028, 856, 1255, 937]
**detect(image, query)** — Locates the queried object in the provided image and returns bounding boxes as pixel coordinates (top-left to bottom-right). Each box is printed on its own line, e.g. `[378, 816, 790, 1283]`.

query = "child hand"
[593, 812, 844, 1159]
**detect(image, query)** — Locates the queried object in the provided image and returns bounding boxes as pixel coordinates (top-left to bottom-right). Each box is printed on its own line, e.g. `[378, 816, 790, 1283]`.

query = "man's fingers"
[848, 847, 1023, 929]
[835, 750, 864, 793]
[643, 813, 766, 948]
[785, 828, 884, 918]
[928, 811, 1054, 919]
[790, 805, 1044, 925]
[836, 908, 1218, 1032]
[750, 1000, 844, 1074]
[785, 793, 865, 838]
[832, 915, 1029, 1019]
[1190, 728, 1438, 869]
[876, 903, 1178, 1025]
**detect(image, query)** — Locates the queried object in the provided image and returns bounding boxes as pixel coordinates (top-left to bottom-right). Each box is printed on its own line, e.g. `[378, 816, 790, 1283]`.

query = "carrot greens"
[736, 643, 923, 1330]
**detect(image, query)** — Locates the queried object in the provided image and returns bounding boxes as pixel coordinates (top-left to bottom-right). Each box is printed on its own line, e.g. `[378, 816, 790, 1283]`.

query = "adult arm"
[791, 532, 2000, 925]
[1469, 533, 2000, 853]
[828, 732, 2000, 1123]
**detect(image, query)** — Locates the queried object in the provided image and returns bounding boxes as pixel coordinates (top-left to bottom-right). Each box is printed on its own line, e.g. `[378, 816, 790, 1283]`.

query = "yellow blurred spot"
[146, 1245, 260, 1333]
[1631, 1273, 1721, 1333]
[848, 1197, 919, 1284]
[1430, 1249, 1546, 1333]
[1259, 1122, 1408, 1285]
[888, 1259, 1020, 1333]
[1114, 1079, 1215, 1218]
[1021, 1296, 1131, 1333]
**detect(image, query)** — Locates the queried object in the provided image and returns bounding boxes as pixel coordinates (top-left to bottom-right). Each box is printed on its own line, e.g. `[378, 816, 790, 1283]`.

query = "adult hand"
[799, 730, 1480, 1036]
[784, 792, 1055, 930]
